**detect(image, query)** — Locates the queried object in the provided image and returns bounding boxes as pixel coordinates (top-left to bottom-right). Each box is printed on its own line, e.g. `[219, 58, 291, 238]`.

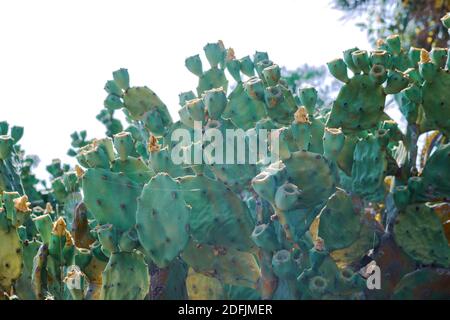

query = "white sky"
[0, 0, 371, 180]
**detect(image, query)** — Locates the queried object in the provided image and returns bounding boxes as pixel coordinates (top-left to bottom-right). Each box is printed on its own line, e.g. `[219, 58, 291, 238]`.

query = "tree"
[333, 0, 450, 50]
[281, 64, 340, 114]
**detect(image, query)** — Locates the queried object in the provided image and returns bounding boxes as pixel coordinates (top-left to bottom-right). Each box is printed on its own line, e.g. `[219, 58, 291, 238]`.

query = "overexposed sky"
[0, 0, 370, 180]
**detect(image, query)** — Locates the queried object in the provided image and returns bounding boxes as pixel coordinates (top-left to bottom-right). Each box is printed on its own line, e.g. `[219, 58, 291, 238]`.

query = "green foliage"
[333, 0, 450, 50]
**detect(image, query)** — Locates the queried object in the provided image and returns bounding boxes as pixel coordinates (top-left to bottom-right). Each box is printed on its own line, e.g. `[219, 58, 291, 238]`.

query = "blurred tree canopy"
[282, 65, 340, 113]
[332, 0, 450, 50]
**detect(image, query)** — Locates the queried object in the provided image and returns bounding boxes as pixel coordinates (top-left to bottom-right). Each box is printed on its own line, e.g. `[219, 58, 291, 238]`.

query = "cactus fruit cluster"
[1, 14, 450, 300]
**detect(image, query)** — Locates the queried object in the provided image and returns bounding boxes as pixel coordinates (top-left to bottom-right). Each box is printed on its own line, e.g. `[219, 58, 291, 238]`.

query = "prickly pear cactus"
[1, 13, 450, 300]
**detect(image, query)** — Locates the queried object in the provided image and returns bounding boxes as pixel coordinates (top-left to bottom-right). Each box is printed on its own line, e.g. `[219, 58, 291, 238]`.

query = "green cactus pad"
[394, 203, 450, 267]
[222, 83, 267, 130]
[421, 61, 450, 137]
[136, 173, 190, 268]
[179, 174, 255, 251]
[263, 84, 297, 125]
[393, 268, 450, 299]
[82, 168, 142, 231]
[14, 239, 41, 300]
[224, 284, 262, 300]
[149, 147, 193, 178]
[181, 240, 260, 288]
[197, 68, 228, 96]
[251, 223, 280, 252]
[351, 134, 387, 202]
[326, 73, 387, 133]
[283, 151, 335, 208]
[252, 161, 287, 204]
[186, 268, 224, 300]
[100, 251, 149, 300]
[0, 158, 24, 194]
[318, 189, 361, 251]
[110, 156, 153, 185]
[0, 212, 23, 291]
[272, 249, 297, 279]
[413, 143, 450, 202]
[277, 204, 324, 243]
[330, 219, 380, 267]
[122, 87, 172, 126]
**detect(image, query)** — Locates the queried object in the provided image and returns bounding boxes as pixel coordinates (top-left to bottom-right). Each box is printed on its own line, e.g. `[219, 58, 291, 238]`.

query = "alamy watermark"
[170, 121, 280, 165]
[365, 261, 381, 290]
